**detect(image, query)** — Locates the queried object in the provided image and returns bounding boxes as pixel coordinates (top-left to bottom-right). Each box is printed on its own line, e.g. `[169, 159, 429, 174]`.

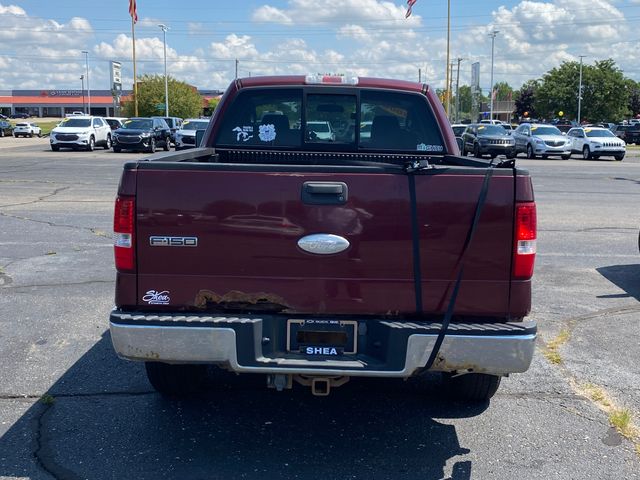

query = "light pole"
[80, 75, 85, 113]
[577, 55, 585, 124]
[455, 57, 463, 122]
[489, 30, 499, 121]
[81, 50, 90, 115]
[158, 24, 169, 116]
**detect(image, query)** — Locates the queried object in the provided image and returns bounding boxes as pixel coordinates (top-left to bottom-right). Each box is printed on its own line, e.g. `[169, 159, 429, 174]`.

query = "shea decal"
[304, 346, 339, 355]
[232, 125, 253, 142]
[258, 123, 276, 142]
[417, 143, 443, 152]
[142, 290, 170, 305]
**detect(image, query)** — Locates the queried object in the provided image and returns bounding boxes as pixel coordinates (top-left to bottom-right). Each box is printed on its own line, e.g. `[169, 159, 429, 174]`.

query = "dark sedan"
[112, 117, 171, 153]
[461, 123, 516, 159]
[0, 120, 13, 137]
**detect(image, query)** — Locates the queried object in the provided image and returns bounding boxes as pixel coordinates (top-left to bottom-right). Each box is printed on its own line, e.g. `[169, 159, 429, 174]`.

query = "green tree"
[534, 59, 628, 122]
[454, 85, 472, 115]
[122, 74, 203, 118]
[625, 79, 640, 118]
[514, 79, 539, 119]
[493, 81, 514, 101]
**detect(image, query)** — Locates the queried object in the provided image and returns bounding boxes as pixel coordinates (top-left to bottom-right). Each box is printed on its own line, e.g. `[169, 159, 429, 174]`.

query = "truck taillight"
[114, 196, 135, 272]
[513, 202, 536, 279]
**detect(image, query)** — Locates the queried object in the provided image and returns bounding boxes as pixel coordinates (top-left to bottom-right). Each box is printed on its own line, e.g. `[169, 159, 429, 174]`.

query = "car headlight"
[534, 137, 545, 144]
[478, 138, 488, 144]
[140, 132, 151, 137]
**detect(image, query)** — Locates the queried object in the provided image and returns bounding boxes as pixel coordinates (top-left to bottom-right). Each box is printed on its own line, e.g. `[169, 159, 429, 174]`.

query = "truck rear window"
[215, 87, 444, 153]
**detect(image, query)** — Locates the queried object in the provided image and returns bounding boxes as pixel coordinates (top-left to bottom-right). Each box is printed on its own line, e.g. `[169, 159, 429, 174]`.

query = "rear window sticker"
[478, 125, 486, 130]
[417, 143, 443, 152]
[259, 123, 276, 142]
[232, 125, 253, 142]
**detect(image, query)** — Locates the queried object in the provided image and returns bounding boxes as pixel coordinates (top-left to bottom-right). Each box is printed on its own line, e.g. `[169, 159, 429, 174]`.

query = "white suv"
[13, 122, 42, 138]
[50, 116, 112, 151]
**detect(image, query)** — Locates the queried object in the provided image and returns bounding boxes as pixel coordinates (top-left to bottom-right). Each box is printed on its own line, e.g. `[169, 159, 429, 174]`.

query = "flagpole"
[131, 14, 138, 116]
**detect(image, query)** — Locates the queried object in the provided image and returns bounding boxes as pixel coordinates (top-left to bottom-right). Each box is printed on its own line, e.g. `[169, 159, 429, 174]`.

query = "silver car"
[513, 123, 572, 159]
[174, 119, 210, 150]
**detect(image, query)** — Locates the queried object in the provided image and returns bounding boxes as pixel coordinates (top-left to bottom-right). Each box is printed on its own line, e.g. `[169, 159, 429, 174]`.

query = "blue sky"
[1, 0, 639, 93]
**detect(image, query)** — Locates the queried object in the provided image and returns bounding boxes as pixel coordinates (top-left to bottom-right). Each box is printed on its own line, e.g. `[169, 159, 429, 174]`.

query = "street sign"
[156, 103, 165, 110]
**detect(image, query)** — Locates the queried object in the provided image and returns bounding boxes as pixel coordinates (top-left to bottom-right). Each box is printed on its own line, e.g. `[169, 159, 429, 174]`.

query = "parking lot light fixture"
[489, 30, 499, 121]
[578, 55, 585, 124]
[80, 75, 85, 113]
[82, 50, 90, 115]
[158, 24, 169, 117]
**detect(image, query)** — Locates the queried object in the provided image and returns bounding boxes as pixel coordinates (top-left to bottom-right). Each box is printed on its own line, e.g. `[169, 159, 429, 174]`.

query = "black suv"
[112, 117, 171, 153]
[611, 124, 640, 145]
[152, 116, 183, 144]
[0, 120, 13, 137]
[461, 123, 516, 159]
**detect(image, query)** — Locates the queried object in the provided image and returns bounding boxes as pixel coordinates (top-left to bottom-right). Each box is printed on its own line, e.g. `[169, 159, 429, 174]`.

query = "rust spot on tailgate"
[195, 289, 291, 313]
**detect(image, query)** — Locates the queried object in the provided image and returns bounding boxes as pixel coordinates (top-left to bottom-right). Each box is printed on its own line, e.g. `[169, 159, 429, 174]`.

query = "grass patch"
[8, 120, 61, 135]
[39, 394, 55, 405]
[583, 383, 611, 407]
[543, 329, 570, 364]
[609, 409, 634, 437]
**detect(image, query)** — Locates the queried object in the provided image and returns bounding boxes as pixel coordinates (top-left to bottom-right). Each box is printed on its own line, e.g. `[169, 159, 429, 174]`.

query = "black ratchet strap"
[422, 159, 496, 371]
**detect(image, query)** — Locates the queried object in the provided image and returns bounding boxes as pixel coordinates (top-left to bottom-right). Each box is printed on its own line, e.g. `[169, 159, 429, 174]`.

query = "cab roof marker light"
[305, 74, 359, 85]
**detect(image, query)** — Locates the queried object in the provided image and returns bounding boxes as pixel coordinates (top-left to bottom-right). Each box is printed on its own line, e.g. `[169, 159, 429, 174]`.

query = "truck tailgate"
[134, 164, 514, 317]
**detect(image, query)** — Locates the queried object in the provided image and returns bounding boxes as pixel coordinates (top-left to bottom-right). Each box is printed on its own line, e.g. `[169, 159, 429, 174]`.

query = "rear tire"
[145, 362, 208, 397]
[444, 373, 501, 402]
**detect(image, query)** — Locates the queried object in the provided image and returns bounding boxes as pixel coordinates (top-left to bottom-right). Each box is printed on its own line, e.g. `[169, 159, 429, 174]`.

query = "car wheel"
[148, 138, 156, 153]
[0, 130, 4, 137]
[473, 143, 481, 158]
[29, 132, 33, 138]
[104, 135, 112, 150]
[87, 136, 95, 151]
[113, 146, 121, 153]
[443, 373, 501, 403]
[527, 144, 536, 159]
[51, 145, 59, 151]
[561, 154, 571, 160]
[37, 132, 42, 138]
[614, 153, 624, 161]
[582, 145, 592, 160]
[163, 137, 170, 151]
[541, 155, 548, 159]
[144, 362, 207, 397]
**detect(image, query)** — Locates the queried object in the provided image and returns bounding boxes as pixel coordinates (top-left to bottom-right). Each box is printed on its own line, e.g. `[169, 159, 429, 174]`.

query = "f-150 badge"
[297, 234, 350, 255]
[149, 236, 198, 247]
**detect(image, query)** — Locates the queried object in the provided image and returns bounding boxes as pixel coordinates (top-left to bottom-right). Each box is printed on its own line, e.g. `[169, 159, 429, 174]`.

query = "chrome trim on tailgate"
[110, 321, 536, 376]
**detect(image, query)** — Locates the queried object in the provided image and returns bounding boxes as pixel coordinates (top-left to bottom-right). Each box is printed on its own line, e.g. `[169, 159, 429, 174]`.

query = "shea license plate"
[287, 319, 357, 355]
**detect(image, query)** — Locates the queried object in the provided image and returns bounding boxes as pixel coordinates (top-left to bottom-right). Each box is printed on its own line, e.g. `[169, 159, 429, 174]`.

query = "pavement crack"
[0, 186, 70, 208]
[4, 279, 114, 290]
[0, 211, 112, 239]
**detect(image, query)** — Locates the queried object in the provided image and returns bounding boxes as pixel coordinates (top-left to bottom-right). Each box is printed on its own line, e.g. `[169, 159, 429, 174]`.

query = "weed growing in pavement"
[609, 409, 634, 437]
[543, 329, 570, 364]
[39, 394, 55, 405]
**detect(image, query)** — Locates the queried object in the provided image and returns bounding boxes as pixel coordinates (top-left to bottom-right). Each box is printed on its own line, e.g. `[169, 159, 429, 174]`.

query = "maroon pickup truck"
[110, 75, 537, 402]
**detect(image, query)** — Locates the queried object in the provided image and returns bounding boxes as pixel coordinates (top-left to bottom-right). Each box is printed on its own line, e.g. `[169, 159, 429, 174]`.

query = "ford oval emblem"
[297, 234, 350, 255]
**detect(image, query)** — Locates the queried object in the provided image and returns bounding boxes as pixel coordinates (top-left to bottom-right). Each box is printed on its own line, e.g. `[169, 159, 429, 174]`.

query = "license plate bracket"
[287, 319, 357, 355]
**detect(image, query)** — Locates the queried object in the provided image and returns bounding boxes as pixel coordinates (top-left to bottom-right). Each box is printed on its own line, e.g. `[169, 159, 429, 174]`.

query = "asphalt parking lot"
[0, 137, 639, 479]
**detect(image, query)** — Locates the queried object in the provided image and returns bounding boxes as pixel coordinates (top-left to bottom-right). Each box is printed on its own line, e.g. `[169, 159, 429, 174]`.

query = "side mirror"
[455, 136, 464, 152]
[195, 129, 206, 147]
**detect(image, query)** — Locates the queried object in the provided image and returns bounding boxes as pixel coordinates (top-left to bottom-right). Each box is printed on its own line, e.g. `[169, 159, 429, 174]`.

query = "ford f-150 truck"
[109, 75, 537, 402]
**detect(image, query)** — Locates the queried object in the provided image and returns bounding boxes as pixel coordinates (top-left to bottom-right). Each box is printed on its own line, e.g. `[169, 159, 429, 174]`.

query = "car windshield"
[531, 126, 562, 136]
[61, 118, 91, 128]
[123, 119, 152, 130]
[452, 125, 466, 136]
[477, 125, 507, 135]
[585, 129, 615, 138]
[182, 121, 209, 131]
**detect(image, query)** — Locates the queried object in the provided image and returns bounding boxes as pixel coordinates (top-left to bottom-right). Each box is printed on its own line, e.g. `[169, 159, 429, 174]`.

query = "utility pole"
[455, 57, 463, 122]
[235, 58, 239, 79]
[447, 62, 454, 117]
[445, 0, 451, 115]
[418, 68, 421, 83]
[158, 24, 169, 116]
[488, 30, 499, 121]
[577, 55, 585, 124]
[82, 50, 90, 115]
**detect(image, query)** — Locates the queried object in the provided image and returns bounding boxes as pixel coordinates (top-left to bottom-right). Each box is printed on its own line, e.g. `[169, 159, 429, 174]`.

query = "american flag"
[405, 0, 417, 18]
[129, 0, 138, 23]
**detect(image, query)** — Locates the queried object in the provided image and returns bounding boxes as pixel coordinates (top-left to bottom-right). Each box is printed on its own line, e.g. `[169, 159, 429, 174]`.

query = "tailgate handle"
[302, 182, 348, 205]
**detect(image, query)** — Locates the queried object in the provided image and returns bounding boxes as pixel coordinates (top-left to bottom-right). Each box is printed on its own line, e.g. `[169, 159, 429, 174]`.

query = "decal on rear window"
[417, 143, 443, 152]
[258, 123, 276, 142]
[232, 125, 254, 142]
